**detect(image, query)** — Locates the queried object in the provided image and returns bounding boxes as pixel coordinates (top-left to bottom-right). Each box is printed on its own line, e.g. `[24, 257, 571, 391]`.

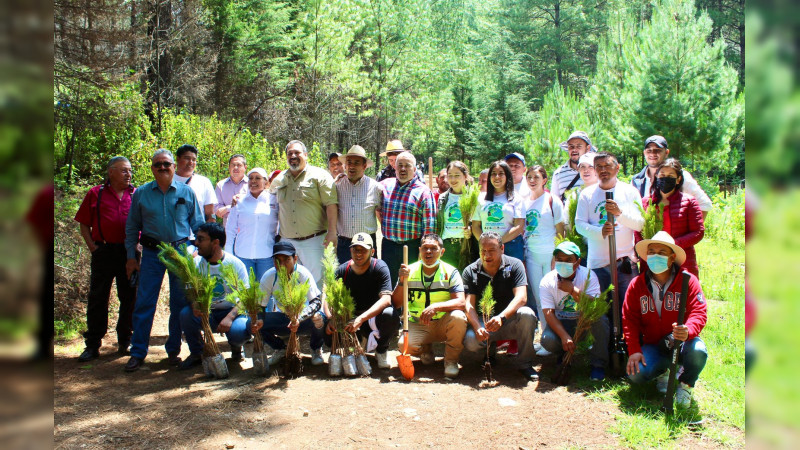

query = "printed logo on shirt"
[485, 202, 504, 223]
[445, 202, 462, 224]
[593, 201, 608, 225]
[525, 209, 540, 233]
[561, 294, 576, 312]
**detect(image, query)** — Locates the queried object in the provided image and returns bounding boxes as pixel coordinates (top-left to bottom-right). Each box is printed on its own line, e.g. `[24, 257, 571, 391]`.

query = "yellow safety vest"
[406, 260, 457, 322]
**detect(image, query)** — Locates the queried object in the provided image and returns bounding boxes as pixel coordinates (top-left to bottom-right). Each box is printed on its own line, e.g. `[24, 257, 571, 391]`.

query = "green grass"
[54, 317, 86, 341]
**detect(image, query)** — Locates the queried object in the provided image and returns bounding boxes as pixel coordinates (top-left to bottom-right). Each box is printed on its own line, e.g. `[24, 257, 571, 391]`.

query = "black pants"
[83, 243, 137, 349]
[381, 238, 421, 287]
[323, 306, 400, 354]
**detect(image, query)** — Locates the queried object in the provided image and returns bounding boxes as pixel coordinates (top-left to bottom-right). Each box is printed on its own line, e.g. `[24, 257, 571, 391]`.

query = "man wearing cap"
[214, 154, 248, 227]
[504, 152, 532, 199]
[270, 140, 338, 289]
[551, 131, 597, 202]
[577, 153, 598, 189]
[74, 156, 137, 361]
[376, 139, 424, 182]
[624, 231, 708, 408]
[379, 151, 437, 286]
[255, 241, 325, 366]
[631, 135, 712, 219]
[123, 149, 204, 372]
[392, 233, 466, 378]
[334, 145, 383, 264]
[539, 241, 610, 381]
[323, 233, 399, 369]
[328, 152, 344, 179]
[174, 144, 218, 223]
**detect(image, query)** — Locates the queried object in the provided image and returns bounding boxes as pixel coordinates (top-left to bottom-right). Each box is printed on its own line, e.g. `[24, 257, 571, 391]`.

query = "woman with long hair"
[436, 161, 477, 270]
[471, 161, 525, 260]
[635, 158, 704, 277]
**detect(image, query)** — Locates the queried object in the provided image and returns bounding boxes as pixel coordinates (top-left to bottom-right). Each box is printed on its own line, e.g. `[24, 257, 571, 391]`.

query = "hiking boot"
[376, 351, 390, 369]
[178, 353, 203, 371]
[675, 382, 694, 408]
[78, 347, 99, 362]
[268, 351, 285, 366]
[420, 351, 435, 365]
[124, 357, 143, 372]
[589, 366, 606, 381]
[230, 346, 244, 361]
[311, 348, 324, 366]
[656, 371, 670, 394]
[444, 361, 460, 378]
[519, 366, 540, 381]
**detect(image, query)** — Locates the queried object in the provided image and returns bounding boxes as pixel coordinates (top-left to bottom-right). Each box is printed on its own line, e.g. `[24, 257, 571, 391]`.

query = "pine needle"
[638, 202, 664, 240]
[479, 283, 496, 323]
[220, 264, 266, 353]
[322, 243, 356, 354]
[556, 188, 587, 258]
[458, 183, 481, 270]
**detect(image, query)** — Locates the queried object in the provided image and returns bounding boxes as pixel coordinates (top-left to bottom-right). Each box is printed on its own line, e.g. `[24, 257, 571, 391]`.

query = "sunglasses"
[152, 161, 173, 168]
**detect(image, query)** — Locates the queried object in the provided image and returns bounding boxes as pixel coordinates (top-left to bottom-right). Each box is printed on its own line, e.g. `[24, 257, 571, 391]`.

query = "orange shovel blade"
[396, 331, 414, 380]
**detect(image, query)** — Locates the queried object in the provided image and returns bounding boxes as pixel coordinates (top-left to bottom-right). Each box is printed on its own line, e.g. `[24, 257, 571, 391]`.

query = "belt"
[289, 230, 326, 241]
[140, 235, 190, 250]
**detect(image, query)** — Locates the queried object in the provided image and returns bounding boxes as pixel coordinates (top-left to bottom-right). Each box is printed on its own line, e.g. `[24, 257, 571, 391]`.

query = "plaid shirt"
[380, 177, 436, 242]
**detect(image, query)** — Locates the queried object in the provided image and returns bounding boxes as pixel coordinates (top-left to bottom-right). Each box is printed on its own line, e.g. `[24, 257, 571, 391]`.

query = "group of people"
[74, 131, 711, 408]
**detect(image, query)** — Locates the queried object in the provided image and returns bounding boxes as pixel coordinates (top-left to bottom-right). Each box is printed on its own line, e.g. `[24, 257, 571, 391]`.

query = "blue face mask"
[648, 254, 671, 274]
[555, 261, 575, 278]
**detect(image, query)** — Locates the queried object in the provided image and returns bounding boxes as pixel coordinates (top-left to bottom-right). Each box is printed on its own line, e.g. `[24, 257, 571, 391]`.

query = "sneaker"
[536, 347, 552, 357]
[675, 382, 694, 408]
[178, 353, 203, 371]
[589, 366, 606, 381]
[230, 346, 244, 361]
[78, 347, 99, 362]
[519, 367, 540, 381]
[656, 371, 670, 394]
[444, 361, 460, 378]
[376, 351, 390, 369]
[268, 351, 285, 366]
[534, 342, 543, 352]
[420, 351, 435, 365]
[311, 348, 324, 366]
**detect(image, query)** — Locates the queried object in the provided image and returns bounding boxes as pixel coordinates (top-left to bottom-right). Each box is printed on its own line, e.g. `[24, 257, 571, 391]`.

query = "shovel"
[396, 245, 415, 380]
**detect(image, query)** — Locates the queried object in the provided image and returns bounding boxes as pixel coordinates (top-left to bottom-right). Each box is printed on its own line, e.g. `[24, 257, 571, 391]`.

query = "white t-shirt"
[574, 181, 644, 269]
[194, 252, 249, 310]
[514, 180, 532, 199]
[441, 193, 464, 239]
[174, 173, 218, 208]
[259, 264, 321, 310]
[539, 265, 601, 320]
[522, 192, 565, 254]
[472, 191, 524, 236]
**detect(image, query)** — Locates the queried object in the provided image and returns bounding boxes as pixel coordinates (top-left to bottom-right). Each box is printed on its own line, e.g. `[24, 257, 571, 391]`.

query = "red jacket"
[622, 268, 707, 356]
[636, 191, 704, 276]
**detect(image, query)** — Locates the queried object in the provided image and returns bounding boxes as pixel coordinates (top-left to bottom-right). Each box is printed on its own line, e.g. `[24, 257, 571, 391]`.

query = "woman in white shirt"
[436, 160, 476, 270]
[522, 165, 565, 353]
[471, 161, 525, 260]
[225, 168, 279, 280]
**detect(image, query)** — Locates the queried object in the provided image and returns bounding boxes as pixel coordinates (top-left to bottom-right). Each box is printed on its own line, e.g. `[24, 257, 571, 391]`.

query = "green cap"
[553, 241, 581, 257]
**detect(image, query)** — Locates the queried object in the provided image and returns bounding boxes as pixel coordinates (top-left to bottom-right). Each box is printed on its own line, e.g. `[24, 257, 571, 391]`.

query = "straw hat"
[635, 230, 686, 265]
[344, 145, 373, 169]
[379, 139, 406, 157]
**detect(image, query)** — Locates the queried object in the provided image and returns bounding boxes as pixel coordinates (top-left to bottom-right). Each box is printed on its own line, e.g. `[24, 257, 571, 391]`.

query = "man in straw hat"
[334, 145, 383, 264]
[377, 139, 423, 182]
[623, 230, 708, 408]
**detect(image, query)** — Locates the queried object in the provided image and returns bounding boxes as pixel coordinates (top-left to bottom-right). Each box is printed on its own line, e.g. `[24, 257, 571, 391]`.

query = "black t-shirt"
[462, 255, 528, 313]
[335, 258, 393, 314]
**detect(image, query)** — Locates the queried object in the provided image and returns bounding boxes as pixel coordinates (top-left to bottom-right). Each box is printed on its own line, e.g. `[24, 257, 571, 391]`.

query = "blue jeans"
[628, 337, 708, 387]
[504, 234, 525, 261]
[130, 246, 187, 359]
[463, 306, 538, 369]
[323, 306, 400, 353]
[239, 256, 274, 282]
[259, 312, 324, 351]
[381, 237, 421, 287]
[179, 305, 252, 355]
[593, 260, 639, 328]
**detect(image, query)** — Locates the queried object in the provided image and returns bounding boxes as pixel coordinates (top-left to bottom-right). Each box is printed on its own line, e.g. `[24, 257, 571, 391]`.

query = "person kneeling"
[623, 231, 708, 408]
[539, 241, 610, 381]
[392, 234, 466, 378]
[179, 223, 253, 370]
[253, 241, 325, 366]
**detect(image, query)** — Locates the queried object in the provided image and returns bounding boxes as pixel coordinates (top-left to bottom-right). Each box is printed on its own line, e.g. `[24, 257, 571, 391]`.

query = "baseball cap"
[577, 153, 595, 168]
[553, 241, 581, 257]
[644, 135, 668, 149]
[247, 167, 268, 178]
[504, 152, 526, 166]
[560, 131, 596, 153]
[350, 233, 374, 250]
[272, 241, 297, 256]
[328, 152, 342, 161]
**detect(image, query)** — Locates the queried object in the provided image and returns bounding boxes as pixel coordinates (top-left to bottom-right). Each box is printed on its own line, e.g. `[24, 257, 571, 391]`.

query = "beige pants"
[402, 310, 468, 363]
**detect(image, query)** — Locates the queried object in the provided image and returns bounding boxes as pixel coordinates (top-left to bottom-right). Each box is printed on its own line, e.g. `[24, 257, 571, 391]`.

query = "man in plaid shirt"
[380, 151, 437, 286]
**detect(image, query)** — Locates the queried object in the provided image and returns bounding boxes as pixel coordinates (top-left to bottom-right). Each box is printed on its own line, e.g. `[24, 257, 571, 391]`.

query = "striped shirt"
[550, 161, 584, 200]
[380, 177, 436, 242]
[335, 175, 383, 238]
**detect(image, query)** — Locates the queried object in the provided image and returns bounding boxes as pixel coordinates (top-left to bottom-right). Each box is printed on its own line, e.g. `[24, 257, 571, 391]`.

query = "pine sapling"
[220, 264, 266, 359]
[458, 183, 481, 270]
[638, 202, 664, 240]
[275, 264, 311, 377]
[479, 283, 497, 383]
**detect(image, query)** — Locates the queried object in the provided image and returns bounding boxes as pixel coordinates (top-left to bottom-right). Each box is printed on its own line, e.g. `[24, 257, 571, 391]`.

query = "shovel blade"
[397, 354, 414, 380]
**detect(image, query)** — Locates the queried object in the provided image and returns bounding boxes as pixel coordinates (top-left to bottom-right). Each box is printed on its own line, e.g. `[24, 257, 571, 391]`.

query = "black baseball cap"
[644, 135, 668, 149]
[272, 241, 297, 256]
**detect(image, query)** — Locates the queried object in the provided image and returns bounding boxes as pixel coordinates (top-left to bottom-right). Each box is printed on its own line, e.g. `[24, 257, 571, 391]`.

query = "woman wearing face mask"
[471, 161, 525, 260]
[436, 161, 477, 270]
[225, 168, 279, 280]
[635, 159, 704, 277]
[522, 166, 566, 354]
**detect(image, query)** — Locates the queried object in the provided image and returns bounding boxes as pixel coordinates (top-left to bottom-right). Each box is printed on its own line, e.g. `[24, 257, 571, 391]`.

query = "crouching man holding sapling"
[392, 233, 467, 378]
[178, 223, 253, 370]
[463, 232, 540, 382]
[323, 233, 399, 369]
[253, 241, 325, 367]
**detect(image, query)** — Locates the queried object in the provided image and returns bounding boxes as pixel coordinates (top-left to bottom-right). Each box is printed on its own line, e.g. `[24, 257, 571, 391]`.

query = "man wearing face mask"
[623, 231, 708, 408]
[539, 242, 609, 381]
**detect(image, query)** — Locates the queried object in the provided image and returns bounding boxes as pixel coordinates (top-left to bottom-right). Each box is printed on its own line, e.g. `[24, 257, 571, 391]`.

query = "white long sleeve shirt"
[575, 181, 644, 269]
[225, 190, 279, 259]
[642, 169, 712, 212]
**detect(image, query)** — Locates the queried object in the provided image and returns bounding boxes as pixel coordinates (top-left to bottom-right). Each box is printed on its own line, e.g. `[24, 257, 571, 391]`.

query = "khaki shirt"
[270, 165, 338, 238]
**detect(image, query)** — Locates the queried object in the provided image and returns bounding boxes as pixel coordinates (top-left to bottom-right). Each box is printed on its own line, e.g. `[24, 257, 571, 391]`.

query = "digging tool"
[396, 245, 415, 380]
[606, 191, 627, 377]
[662, 270, 691, 416]
[428, 156, 433, 188]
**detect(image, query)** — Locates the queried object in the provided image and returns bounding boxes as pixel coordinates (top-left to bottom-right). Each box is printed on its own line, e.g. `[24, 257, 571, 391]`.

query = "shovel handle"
[402, 245, 409, 331]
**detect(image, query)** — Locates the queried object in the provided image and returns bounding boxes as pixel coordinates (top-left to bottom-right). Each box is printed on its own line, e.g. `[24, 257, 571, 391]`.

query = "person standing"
[436, 161, 477, 271]
[74, 156, 137, 361]
[334, 145, 383, 264]
[173, 144, 218, 223]
[477, 169, 489, 193]
[551, 131, 596, 202]
[504, 152, 531, 199]
[123, 149, 204, 372]
[327, 152, 344, 179]
[471, 161, 525, 261]
[225, 168, 279, 280]
[214, 154, 248, 228]
[269, 140, 338, 289]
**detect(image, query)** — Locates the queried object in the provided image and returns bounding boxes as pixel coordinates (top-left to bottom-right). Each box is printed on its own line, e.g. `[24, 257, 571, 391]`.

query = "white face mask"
[555, 261, 576, 278]
[421, 261, 440, 269]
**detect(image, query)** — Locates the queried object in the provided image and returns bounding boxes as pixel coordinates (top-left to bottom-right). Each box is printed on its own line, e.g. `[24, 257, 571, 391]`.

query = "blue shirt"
[125, 180, 204, 258]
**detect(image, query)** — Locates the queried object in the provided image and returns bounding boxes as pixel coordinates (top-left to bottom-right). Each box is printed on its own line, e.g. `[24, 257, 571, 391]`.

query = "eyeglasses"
[152, 161, 173, 168]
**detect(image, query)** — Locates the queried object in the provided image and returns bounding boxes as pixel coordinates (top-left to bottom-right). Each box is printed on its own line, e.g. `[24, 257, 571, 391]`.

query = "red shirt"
[74, 183, 135, 243]
[622, 269, 707, 356]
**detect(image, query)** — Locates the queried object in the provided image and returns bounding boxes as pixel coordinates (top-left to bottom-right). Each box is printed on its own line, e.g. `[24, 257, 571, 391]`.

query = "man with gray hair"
[269, 140, 338, 289]
[379, 151, 437, 286]
[74, 156, 137, 361]
[123, 149, 204, 372]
